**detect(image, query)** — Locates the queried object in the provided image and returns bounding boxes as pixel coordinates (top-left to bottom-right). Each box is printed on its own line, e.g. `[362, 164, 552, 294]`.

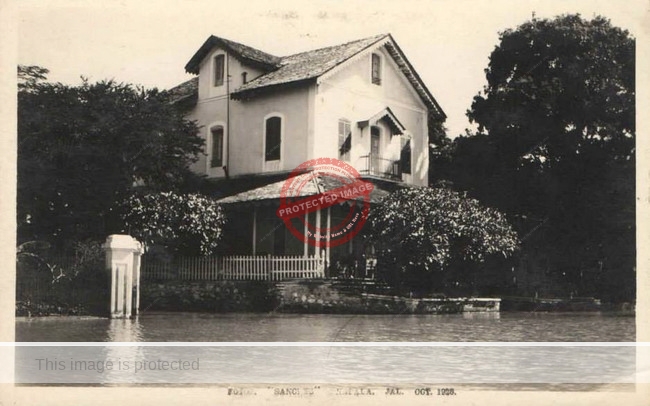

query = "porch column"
[252, 205, 257, 256]
[303, 211, 309, 257]
[315, 208, 321, 257]
[326, 206, 331, 272]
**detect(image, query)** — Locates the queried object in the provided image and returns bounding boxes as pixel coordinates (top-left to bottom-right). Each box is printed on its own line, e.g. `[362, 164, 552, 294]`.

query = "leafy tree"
[448, 15, 635, 301]
[17, 66, 204, 248]
[366, 187, 519, 295]
[121, 192, 226, 256]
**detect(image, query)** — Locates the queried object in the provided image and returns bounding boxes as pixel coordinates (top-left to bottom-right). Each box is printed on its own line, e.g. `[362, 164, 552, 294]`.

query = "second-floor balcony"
[359, 154, 401, 181]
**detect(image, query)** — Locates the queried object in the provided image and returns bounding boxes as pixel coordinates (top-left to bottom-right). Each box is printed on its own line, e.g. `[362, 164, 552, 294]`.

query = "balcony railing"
[359, 154, 401, 180]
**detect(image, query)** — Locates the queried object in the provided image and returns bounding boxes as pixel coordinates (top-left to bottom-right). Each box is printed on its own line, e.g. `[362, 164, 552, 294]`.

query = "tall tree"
[17, 66, 204, 248]
[450, 15, 635, 301]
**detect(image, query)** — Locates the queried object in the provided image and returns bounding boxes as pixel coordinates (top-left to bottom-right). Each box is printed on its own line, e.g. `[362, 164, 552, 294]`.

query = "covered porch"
[216, 171, 392, 280]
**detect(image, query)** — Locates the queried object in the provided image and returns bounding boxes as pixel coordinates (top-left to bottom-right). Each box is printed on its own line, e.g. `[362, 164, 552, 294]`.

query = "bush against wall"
[122, 192, 226, 256]
[366, 187, 519, 295]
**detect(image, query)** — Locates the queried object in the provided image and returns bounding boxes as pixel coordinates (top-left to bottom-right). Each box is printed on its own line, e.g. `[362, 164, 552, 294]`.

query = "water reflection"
[16, 312, 634, 342]
[105, 318, 146, 383]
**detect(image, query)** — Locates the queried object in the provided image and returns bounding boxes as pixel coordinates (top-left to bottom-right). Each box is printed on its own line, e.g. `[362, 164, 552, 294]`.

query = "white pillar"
[103, 235, 144, 319]
[326, 206, 331, 271]
[315, 208, 321, 257]
[303, 212, 309, 257]
[252, 206, 257, 256]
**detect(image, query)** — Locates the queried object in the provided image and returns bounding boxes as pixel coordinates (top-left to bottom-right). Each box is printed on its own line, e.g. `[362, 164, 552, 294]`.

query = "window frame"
[400, 134, 412, 175]
[206, 121, 227, 175]
[263, 113, 284, 163]
[371, 53, 382, 85]
[213, 54, 225, 87]
[209, 126, 225, 168]
[338, 119, 352, 161]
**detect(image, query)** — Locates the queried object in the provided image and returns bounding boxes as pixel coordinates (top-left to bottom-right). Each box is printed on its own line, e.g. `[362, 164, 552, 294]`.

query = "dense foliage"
[438, 15, 635, 301]
[366, 187, 519, 294]
[122, 192, 226, 256]
[17, 66, 204, 248]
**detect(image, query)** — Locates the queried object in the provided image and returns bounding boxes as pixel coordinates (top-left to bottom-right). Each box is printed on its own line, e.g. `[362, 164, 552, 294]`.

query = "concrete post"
[103, 235, 144, 319]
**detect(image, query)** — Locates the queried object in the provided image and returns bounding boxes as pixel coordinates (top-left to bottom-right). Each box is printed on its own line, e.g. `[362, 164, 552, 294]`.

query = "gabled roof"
[358, 107, 406, 135]
[178, 33, 446, 118]
[232, 34, 387, 97]
[185, 35, 281, 73]
[217, 172, 391, 205]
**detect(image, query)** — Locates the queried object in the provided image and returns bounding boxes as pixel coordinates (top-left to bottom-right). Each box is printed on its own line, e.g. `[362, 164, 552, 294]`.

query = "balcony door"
[370, 126, 381, 174]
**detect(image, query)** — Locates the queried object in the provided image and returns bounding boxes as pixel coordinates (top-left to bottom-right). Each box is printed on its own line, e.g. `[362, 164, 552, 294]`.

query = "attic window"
[371, 53, 382, 85]
[242, 72, 248, 84]
[213, 54, 225, 87]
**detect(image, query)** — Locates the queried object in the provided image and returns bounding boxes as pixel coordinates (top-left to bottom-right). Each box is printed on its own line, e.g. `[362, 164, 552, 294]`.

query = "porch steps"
[273, 278, 391, 297]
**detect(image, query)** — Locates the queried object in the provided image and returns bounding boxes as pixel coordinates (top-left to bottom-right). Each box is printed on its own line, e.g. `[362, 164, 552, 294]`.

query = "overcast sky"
[16, 0, 645, 139]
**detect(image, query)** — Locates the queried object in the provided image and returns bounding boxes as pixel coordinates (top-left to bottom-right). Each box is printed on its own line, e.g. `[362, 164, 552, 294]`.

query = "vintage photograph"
[4, 0, 647, 402]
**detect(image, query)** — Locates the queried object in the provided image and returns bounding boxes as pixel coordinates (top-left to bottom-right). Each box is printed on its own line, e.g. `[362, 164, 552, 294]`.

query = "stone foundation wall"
[141, 279, 501, 314]
[140, 280, 278, 312]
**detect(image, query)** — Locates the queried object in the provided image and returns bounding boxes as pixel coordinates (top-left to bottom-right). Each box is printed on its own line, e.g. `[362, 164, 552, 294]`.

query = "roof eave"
[384, 34, 447, 120]
[231, 78, 316, 100]
[184, 35, 280, 74]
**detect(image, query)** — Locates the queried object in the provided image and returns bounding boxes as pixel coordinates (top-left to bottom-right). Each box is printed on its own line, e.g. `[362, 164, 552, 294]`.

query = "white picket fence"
[142, 254, 325, 281]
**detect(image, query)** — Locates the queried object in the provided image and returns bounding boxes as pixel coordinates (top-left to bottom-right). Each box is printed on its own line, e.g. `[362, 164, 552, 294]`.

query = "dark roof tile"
[185, 35, 281, 74]
[232, 34, 387, 96]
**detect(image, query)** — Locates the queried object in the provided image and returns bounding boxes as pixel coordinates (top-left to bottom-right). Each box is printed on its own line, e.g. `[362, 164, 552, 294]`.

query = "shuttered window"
[400, 137, 411, 175]
[371, 53, 381, 85]
[338, 119, 351, 160]
[214, 54, 225, 86]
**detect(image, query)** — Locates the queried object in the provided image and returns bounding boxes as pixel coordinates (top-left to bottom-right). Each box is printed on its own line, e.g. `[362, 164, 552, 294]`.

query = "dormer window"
[213, 54, 225, 87]
[371, 53, 382, 85]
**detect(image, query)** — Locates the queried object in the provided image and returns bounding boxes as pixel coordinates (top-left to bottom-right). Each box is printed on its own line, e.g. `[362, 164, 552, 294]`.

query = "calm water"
[16, 312, 635, 342]
[14, 313, 637, 384]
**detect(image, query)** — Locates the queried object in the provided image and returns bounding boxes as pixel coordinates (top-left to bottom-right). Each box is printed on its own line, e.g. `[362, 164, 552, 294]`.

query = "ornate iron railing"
[359, 154, 401, 180]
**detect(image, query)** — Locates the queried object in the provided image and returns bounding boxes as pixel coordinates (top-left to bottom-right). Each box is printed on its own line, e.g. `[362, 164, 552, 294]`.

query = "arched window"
[265, 116, 282, 161]
[371, 53, 382, 85]
[210, 126, 224, 168]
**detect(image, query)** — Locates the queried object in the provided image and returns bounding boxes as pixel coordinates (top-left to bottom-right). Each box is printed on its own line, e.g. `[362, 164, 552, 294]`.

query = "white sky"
[15, 0, 647, 138]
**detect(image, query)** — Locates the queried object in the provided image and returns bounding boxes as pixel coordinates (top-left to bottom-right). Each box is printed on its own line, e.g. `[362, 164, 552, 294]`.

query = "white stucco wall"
[313, 45, 429, 186]
[189, 46, 311, 178]
[188, 43, 430, 185]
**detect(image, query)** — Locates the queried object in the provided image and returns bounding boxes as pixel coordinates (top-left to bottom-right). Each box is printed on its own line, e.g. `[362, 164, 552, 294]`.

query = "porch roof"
[216, 172, 391, 205]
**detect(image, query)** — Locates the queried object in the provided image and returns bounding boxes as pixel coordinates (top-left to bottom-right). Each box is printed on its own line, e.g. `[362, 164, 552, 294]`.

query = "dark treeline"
[429, 14, 635, 302]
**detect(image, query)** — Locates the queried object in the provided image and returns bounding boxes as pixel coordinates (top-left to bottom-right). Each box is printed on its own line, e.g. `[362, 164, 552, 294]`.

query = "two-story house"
[170, 33, 446, 278]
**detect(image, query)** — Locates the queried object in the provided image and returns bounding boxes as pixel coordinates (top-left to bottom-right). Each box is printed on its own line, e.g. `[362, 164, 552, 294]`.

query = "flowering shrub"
[366, 187, 519, 293]
[122, 192, 226, 256]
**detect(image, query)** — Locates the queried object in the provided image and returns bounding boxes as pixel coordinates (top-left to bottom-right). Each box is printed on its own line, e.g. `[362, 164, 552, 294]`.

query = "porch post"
[326, 206, 331, 272]
[252, 205, 257, 256]
[303, 211, 309, 257]
[315, 208, 321, 257]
